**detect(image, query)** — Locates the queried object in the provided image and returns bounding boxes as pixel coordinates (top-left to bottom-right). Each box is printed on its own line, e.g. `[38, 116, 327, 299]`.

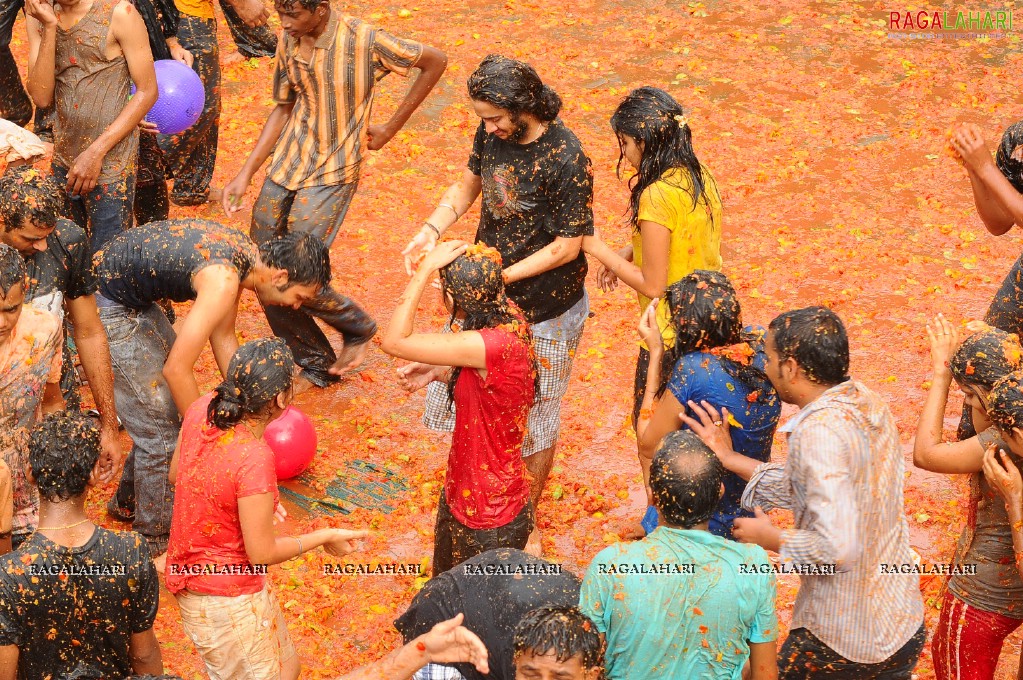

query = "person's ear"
[780, 357, 799, 383]
[270, 268, 289, 289]
[1013, 427, 1023, 445]
[718, 482, 725, 501]
[584, 665, 603, 680]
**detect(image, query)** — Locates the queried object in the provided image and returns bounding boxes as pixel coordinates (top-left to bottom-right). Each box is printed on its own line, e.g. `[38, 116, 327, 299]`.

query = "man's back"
[580, 528, 777, 680]
[0, 528, 158, 679]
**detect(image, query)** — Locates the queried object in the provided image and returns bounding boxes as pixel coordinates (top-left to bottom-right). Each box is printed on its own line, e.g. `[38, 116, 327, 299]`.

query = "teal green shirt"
[580, 527, 778, 679]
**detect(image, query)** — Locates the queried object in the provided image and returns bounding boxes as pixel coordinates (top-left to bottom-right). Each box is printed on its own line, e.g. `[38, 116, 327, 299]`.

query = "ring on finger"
[713, 420, 723, 426]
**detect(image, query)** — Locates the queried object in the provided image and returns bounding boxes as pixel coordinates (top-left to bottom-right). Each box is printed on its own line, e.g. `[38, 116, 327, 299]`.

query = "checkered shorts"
[423, 294, 587, 457]
[413, 664, 466, 680]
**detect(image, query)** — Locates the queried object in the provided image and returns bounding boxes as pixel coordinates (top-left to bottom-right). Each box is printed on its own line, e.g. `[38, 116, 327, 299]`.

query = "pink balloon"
[263, 406, 317, 480]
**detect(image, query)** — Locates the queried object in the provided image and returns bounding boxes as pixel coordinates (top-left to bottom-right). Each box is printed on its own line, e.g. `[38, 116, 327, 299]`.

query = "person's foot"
[153, 552, 167, 574]
[222, 50, 246, 66]
[106, 496, 135, 523]
[524, 528, 542, 557]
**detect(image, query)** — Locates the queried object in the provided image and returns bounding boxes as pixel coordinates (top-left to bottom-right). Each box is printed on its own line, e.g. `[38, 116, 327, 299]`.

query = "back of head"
[768, 306, 850, 386]
[440, 245, 507, 321]
[666, 270, 742, 355]
[258, 231, 332, 289]
[208, 338, 295, 430]
[650, 430, 724, 528]
[0, 168, 65, 232]
[951, 328, 1023, 392]
[467, 54, 562, 122]
[513, 606, 603, 672]
[997, 120, 1023, 194]
[29, 411, 100, 503]
[988, 370, 1023, 435]
[0, 243, 26, 296]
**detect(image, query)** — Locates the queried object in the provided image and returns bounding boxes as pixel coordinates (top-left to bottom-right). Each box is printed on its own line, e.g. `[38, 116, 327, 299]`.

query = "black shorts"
[432, 493, 533, 576]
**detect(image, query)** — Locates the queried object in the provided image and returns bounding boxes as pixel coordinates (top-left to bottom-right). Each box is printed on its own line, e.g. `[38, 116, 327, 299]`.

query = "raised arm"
[402, 169, 483, 275]
[982, 444, 1023, 577]
[24, 0, 58, 108]
[952, 124, 1023, 234]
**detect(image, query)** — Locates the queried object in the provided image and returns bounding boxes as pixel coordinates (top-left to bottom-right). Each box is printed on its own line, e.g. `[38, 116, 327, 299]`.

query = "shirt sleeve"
[467, 123, 486, 176]
[372, 28, 423, 78]
[0, 574, 20, 646]
[778, 419, 862, 571]
[0, 461, 11, 535]
[741, 462, 791, 511]
[546, 146, 594, 238]
[637, 181, 675, 230]
[272, 39, 297, 105]
[235, 442, 279, 498]
[747, 569, 779, 644]
[578, 552, 612, 634]
[130, 537, 160, 633]
[61, 223, 98, 300]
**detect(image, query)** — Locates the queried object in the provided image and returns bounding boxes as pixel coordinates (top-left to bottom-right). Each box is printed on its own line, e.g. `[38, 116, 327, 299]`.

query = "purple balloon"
[132, 60, 205, 135]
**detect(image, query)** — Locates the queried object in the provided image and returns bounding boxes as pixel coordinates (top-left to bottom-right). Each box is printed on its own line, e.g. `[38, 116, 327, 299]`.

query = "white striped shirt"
[741, 380, 924, 663]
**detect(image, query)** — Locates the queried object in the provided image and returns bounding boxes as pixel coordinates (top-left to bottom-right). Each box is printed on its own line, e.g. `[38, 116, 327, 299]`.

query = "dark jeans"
[251, 178, 376, 386]
[134, 132, 169, 225]
[51, 164, 135, 256]
[779, 623, 926, 679]
[0, 0, 53, 135]
[98, 298, 181, 554]
[221, 0, 277, 58]
[158, 14, 219, 205]
[433, 493, 533, 576]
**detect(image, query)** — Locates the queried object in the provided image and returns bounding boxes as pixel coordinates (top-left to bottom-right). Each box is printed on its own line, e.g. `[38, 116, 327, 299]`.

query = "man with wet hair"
[692, 306, 926, 678]
[0, 411, 162, 678]
[223, 0, 447, 393]
[96, 218, 373, 557]
[402, 54, 594, 555]
[512, 606, 603, 680]
[0, 243, 63, 550]
[580, 430, 778, 679]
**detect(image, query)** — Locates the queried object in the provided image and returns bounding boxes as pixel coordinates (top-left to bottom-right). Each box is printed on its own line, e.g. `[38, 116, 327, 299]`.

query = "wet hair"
[611, 86, 717, 229]
[996, 120, 1023, 194]
[0, 169, 65, 232]
[275, 0, 325, 12]
[513, 606, 603, 670]
[650, 430, 724, 529]
[659, 270, 774, 402]
[208, 338, 295, 430]
[258, 231, 332, 289]
[988, 370, 1023, 436]
[950, 328, 1023, 393]
[0, 243, 26, 296]
[467, 55, 562, 122]
[29, 411, 100, 503]
[768, 306, 850, 386]
[440, 247, 539, 406]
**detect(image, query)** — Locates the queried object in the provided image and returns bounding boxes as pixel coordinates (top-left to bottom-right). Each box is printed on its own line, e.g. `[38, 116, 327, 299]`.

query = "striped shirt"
[268, 11, 423, 190]
[741, 380, 924, 664]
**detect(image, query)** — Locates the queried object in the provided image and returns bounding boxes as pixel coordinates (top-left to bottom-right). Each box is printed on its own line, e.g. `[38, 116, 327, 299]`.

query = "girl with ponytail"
[166, 338, 369, 679]
[382, 241, 538, 575]
[582, 87, 723, 428]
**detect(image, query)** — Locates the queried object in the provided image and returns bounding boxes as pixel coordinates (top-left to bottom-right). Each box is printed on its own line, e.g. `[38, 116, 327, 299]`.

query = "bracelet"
[423, 223, 441, 238]
[294, 536, 304, 554]
[439, 202, 459, 218]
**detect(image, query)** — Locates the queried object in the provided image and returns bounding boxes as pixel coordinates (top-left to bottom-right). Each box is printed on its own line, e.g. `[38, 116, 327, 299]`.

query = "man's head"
[513, 607, 603, 680]
[0, 169, 64, 257]
[766, 306, 850, 404]
[273, 0, 329, 39]
[0, 244, 26, 342]
[254, 232, 332, 309]
[650, 430, 725, 529]
[468, 55, 561, 142]
[29, 411, 101, 503]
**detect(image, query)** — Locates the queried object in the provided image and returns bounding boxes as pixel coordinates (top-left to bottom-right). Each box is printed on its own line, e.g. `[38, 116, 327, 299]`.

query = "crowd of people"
[0, 0, 1021, 678]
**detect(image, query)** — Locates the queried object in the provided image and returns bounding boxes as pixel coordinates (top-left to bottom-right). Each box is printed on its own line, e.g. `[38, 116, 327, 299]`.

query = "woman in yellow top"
[583, 86, 723, 427]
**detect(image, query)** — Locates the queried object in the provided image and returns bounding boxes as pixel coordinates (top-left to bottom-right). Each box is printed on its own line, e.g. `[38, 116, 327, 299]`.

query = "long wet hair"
[610, 86, 717, 229]
[467, 54, 562, 122]
[996, 120, 1023, 194]
[988, 370, 1023, 436]
[658, 270, 773, 403]
[440, 246, 539, 407]
[950, 329, 1023, 396]
[207, 338, 295, 430]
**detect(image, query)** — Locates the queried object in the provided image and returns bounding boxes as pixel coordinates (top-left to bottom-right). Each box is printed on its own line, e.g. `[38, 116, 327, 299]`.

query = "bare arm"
[583, 221, 670, 299]
[41, 381, 64, 414]
[128, 629, 163, 675]
[223, 102, 295, 215]
[24, 0, 57, 108]
[503, 235, 583, 285]
[952, 124, 1023, 234]
[982, 444, 1023, 577]
[402, 170, 482, 275]
[367, 45, 448, 151]
[748, 641, 778, 680]
[0, 646, 17, 680]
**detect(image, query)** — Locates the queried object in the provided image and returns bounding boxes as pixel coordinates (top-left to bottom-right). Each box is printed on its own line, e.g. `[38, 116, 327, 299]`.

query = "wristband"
[439, 202, 458, 218]
[294, 536, 304, 554]
[423, 223, 441, 238]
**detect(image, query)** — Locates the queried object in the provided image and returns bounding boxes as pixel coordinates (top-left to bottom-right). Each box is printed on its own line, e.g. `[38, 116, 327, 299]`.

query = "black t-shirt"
[97, 218, 257, 309]
[468, 119, 593, 323]
[394, 548, 581, 680]
[25, 217, 98, 315]
[0, 528, 159, 680]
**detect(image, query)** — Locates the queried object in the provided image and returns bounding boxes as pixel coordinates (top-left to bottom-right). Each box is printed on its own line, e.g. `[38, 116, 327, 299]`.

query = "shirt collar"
[777, 379, 855, 434]
[314, 10, 339, 49]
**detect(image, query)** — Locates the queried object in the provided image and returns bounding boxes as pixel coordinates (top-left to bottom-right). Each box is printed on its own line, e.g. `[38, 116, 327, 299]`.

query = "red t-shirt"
[445, 327, 534, 529]
[166, 394, 279, 596]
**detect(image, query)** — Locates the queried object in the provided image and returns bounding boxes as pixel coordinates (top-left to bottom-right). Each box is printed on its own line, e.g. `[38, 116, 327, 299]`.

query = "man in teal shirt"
[580, 431, 778, 679]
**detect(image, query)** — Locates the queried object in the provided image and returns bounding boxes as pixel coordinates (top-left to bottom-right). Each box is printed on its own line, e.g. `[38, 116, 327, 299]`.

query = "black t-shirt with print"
[468, 119, 594, 323]
[24, 217, 98, 314]
[0, 528, 159, 680]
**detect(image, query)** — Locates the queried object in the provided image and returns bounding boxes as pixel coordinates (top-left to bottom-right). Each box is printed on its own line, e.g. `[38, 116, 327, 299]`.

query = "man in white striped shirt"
[732, 306, 925, 678]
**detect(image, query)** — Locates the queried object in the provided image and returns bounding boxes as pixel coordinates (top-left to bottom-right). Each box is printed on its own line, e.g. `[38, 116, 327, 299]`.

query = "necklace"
[36, 518, 91, 531]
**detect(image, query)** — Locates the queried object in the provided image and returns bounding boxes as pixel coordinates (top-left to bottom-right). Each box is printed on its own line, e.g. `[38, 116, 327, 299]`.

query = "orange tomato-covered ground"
[12, 1, 1023, 677]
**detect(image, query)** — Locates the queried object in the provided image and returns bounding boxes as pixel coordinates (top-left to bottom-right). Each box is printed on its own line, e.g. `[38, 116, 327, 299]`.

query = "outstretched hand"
[402, 228, 439, 276]
[417, 613, 490, 673]
[321, 528, 371, 557]
[925, 313, 959, 377]
[679, 399, 737, 463]
[420, 240, 468, 273]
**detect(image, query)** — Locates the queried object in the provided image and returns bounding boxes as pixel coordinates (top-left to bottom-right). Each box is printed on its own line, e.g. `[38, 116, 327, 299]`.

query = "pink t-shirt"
[445, 327, 534, 530]
[166, 394, 279, 596]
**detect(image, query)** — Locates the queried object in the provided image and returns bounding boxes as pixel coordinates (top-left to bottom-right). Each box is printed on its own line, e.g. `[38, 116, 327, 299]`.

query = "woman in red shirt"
[382, 241, 538, 575]
[166, 338, 369, 680]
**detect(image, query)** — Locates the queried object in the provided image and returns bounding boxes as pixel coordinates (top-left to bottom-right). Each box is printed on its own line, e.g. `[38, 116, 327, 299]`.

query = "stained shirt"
[741, 380, 924, 663]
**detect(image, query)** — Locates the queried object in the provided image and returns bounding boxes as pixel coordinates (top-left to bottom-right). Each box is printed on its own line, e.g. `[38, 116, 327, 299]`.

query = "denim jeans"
[98, 297, 180, 552]
[51, 164, 135, 256]
[221, 0, 277, 59]
[158, 14, 219, 205]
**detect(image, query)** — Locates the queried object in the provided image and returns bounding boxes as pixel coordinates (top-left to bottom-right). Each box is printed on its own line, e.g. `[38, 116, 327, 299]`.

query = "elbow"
[29, 88, 52, 110]
[912, 446, 934, 470]
[637, 281, 667, 299]
[421, 46, 448, 76]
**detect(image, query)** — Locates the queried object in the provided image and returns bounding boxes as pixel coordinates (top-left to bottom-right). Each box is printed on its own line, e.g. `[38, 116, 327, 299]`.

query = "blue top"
[667, 326, 780, 537]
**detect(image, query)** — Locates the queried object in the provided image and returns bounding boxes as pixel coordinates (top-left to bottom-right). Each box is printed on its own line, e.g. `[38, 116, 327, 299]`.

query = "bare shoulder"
[110, 0, 147, 34]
